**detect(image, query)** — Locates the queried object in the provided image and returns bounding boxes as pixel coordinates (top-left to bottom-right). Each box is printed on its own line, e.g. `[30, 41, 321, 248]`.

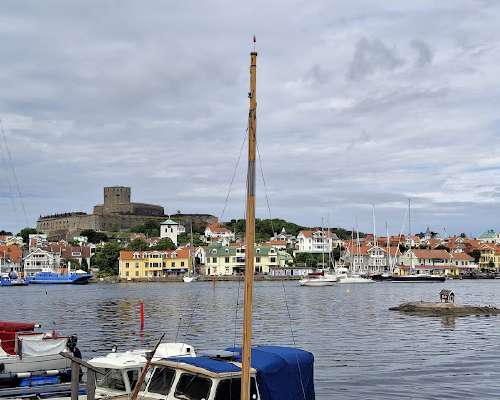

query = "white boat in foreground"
[89, 342, 196, 399]
[182, 276, 196, 283]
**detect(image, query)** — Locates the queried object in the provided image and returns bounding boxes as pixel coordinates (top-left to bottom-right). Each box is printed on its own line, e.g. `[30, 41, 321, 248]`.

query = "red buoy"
[140, 300, 145, 330]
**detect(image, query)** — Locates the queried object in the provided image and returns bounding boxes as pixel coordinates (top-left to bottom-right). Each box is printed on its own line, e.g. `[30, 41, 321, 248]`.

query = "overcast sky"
[1, 0, 499, 236]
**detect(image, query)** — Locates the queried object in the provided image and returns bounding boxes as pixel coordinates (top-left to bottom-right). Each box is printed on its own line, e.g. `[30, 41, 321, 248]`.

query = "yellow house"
[479, 244, 500, 270]
[119, 248, 191, 279]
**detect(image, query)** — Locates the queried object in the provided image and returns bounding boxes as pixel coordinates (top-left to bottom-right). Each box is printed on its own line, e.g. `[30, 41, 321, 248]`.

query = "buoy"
[140, 300, 145, 330]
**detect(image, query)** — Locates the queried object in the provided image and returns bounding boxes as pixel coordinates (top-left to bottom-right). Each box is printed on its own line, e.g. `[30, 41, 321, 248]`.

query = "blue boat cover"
[226, 346, 315, 400]
[167, 356, 241, 374]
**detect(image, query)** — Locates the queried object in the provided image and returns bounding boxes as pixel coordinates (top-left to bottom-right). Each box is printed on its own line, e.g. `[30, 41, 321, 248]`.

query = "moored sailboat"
[128, 38, 315, 400]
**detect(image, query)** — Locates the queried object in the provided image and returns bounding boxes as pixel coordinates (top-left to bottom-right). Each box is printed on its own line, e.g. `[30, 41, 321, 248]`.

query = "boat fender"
[46, 370, 60, 376]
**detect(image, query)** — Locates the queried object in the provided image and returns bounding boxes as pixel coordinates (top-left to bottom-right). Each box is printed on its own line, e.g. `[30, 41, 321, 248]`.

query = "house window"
[256, 257, 261, 263]
[125, 262, 129, 268]
[126, 272, 129, 277]
[270, 257, 276, 263]
[136, 263, 139, 268]
[181, 261, 185, 267]
[135, 271, 139, 277]
[171, 262, 176, 267]
[225, 257, 230, 263]
[212, 257, 217, 263]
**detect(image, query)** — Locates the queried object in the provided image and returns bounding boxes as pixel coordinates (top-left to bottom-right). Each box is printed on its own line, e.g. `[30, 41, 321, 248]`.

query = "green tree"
[0, 230, 12, 236]
[130, 221, 160, 237]
[177, 233, 204, 246]
[152, 238, 176, 250]
[17, 227, 38, 243]
[80, 229, 108, 244]
[460, 232, 467, 238]
[127, 238, 149, 251]
[469, 249, 481, 263]
[81, 258, 89, 271]
[91, 242, 122, 276]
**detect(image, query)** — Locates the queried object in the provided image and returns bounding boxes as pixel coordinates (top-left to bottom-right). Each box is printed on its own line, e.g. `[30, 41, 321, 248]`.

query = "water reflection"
[2, 281, 500, 399]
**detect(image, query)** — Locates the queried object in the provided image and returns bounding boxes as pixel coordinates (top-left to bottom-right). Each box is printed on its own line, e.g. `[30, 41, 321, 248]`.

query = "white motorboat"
[335, 267, 374, 284]
[338, 274, 374, 284]
[89, 342, 196, 399]
[182, 276, 196, 283]
[0, 321, 75, 396]
[299, 271, 336, 286]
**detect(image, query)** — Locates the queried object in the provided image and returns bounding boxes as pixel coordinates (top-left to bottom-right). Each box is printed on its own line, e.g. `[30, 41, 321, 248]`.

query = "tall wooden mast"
[241, 40, 257, 400]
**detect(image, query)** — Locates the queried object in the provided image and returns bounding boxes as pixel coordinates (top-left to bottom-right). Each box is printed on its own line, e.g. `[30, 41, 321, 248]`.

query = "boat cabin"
[89, 343, 195, 398]
[140, 346, 314, 400]
[439, 289, 455, 303]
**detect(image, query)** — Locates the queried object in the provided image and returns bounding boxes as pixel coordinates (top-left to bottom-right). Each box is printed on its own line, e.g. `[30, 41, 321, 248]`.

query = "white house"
[160, 219, 183, 246]
[204, 224, 235, 243]
[342, 244, 399, 275]
[478, 229, 500, 244]
[270, 228, 296, 246]
[23, 248, 60, 277]
[294, 230, 340, 254]
[28, 233, 48, 252]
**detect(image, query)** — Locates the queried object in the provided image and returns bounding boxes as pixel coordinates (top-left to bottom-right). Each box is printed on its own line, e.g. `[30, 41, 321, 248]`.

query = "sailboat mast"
[241, 43, 257, 400]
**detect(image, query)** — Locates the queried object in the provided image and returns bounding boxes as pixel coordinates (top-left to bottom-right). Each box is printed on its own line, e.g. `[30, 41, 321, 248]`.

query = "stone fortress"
[37, 186, 217, 240]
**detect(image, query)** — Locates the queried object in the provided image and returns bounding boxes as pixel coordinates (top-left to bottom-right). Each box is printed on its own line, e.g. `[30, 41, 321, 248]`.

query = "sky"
[0, 0, 499, 237]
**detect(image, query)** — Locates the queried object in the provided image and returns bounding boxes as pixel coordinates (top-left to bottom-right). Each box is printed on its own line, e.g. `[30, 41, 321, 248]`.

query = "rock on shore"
[389, 301, 500, 316]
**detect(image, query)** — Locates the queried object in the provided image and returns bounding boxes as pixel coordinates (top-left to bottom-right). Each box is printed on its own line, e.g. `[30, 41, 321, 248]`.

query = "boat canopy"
[167, 356, 241, 374]
[226, 346, 315, 400]
[0, 321, 35, 355]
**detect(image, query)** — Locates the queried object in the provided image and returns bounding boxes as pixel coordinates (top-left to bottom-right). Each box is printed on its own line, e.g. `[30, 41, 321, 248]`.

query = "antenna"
[253, 35, 256, 52]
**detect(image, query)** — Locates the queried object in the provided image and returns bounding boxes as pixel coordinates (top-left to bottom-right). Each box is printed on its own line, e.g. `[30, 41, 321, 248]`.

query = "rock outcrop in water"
[389, 302, 500, 316]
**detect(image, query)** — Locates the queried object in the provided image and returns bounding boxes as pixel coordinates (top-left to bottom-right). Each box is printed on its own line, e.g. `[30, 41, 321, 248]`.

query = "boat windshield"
[214, 377, 258, 400]
[98, 369, 126, 391]
[148, 366, 176, 395]
[174, 373, 212, 400]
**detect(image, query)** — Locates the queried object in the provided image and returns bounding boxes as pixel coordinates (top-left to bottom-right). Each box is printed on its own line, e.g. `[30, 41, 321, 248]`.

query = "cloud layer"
[1, 0, 499, 236]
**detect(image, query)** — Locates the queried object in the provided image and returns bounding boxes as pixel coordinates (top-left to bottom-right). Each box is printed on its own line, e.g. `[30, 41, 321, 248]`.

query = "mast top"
[252, 35, 257, 54]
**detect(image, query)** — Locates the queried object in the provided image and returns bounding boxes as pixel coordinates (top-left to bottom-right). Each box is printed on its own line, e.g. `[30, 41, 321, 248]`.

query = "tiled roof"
[451, 252, 474, 261]
[411, 249, 451, 259]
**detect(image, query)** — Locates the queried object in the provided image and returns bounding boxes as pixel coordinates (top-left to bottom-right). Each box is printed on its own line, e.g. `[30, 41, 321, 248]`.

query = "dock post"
[70, 360, 80, 400]
[87, 369, 96, 400]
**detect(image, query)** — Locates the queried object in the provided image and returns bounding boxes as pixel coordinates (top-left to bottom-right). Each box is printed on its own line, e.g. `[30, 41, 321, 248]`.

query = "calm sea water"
[2, 280, 500, 399]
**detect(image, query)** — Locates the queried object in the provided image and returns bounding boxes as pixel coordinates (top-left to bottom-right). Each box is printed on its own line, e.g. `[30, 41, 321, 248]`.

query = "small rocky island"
[390, 289, 500, 316]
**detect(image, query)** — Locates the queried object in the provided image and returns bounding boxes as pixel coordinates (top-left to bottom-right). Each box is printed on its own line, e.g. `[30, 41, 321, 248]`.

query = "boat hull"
[391, 275, 446, 282]
[27, 274, 92, 285]
[338, 276, 374, 284]
[299, 279, 335, 287]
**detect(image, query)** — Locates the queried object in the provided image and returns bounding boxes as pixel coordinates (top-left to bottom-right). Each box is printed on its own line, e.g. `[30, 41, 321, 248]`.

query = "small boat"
[391, 274, 446, 282]
[89, 342, 196, 399]
[26, 269, 92, 285]
[0, 273, 28, 287]
[338, 274, 374, 284]
[139, 346, 314, 400]
[0, 321, 76, 397]
[336, 267, 374, 284]
[299, 271, 336, 286]
[183, 223, 198, 283]
[182, 276, 196, 283]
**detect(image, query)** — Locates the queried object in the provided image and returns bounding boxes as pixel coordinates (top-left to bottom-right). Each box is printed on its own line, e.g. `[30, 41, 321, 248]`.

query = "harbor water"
[2, 280, 500, 399]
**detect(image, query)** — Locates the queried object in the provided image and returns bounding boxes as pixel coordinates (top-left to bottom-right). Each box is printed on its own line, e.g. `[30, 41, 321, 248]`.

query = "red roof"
[0, 245, 23, 264]
[206, 223, 231, 233]
[411, 249, 451, 259]
[451, 252, 474, 261]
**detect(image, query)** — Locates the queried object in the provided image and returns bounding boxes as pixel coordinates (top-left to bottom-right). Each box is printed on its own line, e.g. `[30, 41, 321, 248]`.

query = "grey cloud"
[347, 37, 404, 80]
[1, 0, 500, 235]
[410, 40, 433, 67]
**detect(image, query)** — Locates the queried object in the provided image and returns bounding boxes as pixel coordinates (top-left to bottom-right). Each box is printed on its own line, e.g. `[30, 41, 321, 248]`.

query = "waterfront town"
[1, 186, 499, 282]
